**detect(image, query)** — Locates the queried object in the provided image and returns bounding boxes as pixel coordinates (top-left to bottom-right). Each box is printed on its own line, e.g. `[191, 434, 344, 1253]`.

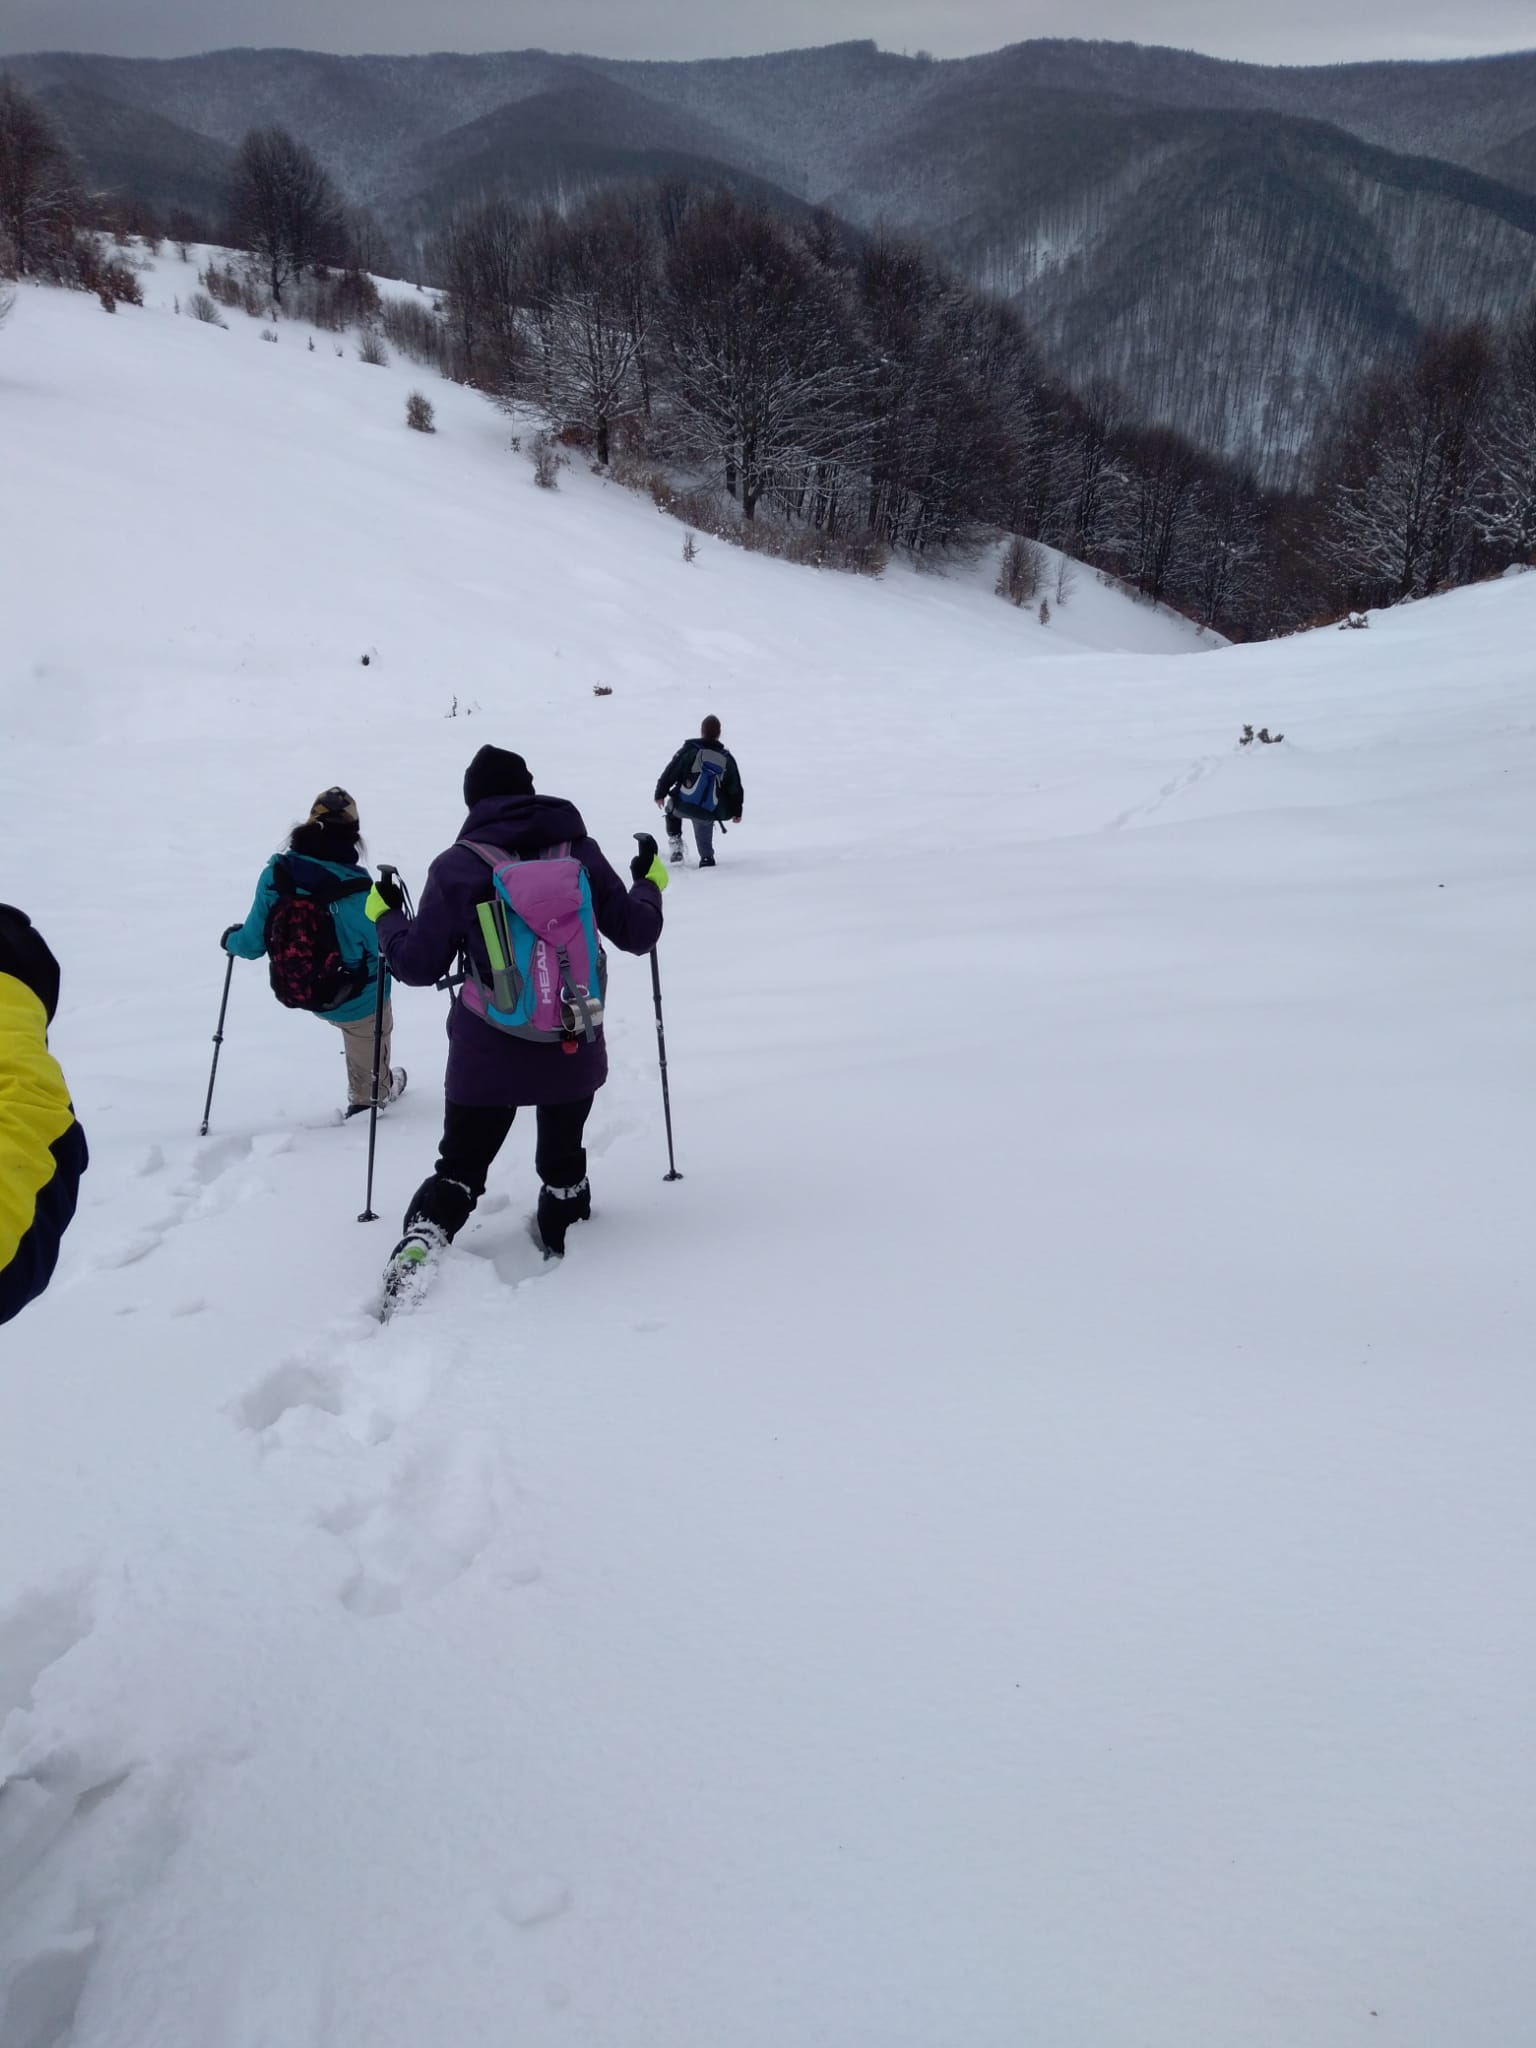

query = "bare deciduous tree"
[0, 77, 83, 279]
[533, 196, 653, 466]
[1478, 303, 1536, 563]
[429, 196, 530, 393]
[661, 192, 869, 522]
[227, 126, 348, 306]
[1323, 324, 1497, 604]
[1118, 425, 1205, 606]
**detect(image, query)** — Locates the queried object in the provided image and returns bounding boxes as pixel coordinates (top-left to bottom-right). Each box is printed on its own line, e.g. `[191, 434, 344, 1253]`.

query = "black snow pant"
[403, 1096, 593, 1242]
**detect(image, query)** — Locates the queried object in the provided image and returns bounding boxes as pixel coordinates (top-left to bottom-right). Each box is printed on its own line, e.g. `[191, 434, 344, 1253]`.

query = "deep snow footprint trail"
[240, 1311, 516, 1622]
[230, 1122, 635, 1626]
[1106, 750, 1226, 831]
[0, 1584, 184, 2048]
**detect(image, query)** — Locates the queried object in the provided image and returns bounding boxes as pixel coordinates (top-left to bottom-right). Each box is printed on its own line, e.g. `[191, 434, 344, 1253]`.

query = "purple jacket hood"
[457, 791, 588, 857]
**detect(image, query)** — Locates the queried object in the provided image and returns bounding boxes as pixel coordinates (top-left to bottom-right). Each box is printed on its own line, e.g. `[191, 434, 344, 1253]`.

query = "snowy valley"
[1, 261, 1534, 2048]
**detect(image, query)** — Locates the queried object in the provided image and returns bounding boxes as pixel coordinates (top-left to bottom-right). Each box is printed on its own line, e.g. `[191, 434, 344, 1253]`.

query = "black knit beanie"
[463, 745, 535, 807]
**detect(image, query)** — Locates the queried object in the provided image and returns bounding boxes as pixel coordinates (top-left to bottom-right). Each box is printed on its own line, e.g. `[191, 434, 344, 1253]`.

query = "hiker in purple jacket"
[368, 745, 665, 1275]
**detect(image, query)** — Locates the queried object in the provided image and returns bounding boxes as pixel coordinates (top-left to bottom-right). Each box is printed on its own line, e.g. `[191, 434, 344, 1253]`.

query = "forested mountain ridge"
[7, 37, 1536, 476]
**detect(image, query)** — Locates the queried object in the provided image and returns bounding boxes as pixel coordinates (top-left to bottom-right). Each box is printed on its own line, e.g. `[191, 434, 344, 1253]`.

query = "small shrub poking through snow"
[682, 531, 699, 563]
[530, 432, 561, 489]
[187, 291, 225, 327]
[357, 331, 388, 367]
[996, 535, 1044, 607]
[405, 391, 435, 433]
[381, 296, 445, 368]
[259, 326, 278, 343]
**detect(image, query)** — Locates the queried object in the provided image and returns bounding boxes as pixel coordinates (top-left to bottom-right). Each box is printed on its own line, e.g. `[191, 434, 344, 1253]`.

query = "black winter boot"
[536, 1177, 592, 1257]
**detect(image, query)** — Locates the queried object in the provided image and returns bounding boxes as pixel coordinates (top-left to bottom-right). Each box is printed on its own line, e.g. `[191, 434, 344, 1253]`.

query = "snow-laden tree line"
[6, 68, 1534, 637]
[429, 183, 1282, 634]
[429, 182, 1536, 632]
[1317, 316, 1536, 608]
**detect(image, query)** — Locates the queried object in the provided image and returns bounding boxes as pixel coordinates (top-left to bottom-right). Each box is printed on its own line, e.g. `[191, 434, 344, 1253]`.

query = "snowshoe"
[378, 1219, 447, 1318]
[344, 1067, 408, 1120]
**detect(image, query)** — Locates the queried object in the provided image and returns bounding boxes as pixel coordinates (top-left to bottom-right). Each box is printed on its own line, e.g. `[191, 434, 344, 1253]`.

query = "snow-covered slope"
[1, 261, 1533, 2048]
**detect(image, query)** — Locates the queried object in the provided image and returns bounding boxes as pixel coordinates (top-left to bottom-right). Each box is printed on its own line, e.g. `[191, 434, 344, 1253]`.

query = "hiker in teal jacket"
[222, 788, 406, 1117]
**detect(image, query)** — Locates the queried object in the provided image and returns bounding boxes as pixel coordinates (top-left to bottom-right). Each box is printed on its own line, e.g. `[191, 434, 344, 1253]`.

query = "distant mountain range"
[8, 37, 1536, 480]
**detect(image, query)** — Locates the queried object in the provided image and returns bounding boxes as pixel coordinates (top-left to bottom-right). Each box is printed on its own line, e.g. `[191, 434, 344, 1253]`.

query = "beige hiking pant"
[334, 1002, 393, 1108]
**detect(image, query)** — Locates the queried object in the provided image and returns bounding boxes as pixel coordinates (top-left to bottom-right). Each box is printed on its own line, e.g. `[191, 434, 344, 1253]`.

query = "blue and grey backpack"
[680, 744, 728, 813]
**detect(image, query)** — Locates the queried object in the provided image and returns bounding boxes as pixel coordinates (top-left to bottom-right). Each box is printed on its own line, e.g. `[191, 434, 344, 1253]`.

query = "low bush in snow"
[72, 240, 143, 309]
[200, 260, 266, 319]
[530, 431, 562, 488]
[381, 296, 445, 367]
[623, 463, 886, 576]
[996, 535, 1044, 606]
[405, 391, 436, 433]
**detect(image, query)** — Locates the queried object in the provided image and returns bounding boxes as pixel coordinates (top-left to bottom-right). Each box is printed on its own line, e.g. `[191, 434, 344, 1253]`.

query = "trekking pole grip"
[634, 836, 681, 1180]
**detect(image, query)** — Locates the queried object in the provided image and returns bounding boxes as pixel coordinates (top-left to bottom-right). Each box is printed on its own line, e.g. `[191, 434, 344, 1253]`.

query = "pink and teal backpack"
[457, 840, 607, 1047]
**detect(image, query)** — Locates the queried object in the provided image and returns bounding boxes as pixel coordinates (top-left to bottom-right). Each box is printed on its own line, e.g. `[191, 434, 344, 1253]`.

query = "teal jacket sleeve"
[226, 861, 279, 959]
[332, 888, 383, 974]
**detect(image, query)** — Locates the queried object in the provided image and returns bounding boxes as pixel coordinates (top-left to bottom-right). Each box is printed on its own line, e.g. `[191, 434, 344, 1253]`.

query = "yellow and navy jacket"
[0, 969, 88, 1326]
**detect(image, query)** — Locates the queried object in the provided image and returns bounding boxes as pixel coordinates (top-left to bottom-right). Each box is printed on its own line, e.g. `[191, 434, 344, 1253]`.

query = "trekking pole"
[199, 947, 236, 1136]
[648, 947, 683, 1182]
[358, 863, 398, 1223]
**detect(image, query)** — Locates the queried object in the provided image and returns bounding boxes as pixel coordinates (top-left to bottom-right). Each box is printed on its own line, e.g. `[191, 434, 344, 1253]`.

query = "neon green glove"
[364, 883, 400, 922]
[631, 835, 668, 890]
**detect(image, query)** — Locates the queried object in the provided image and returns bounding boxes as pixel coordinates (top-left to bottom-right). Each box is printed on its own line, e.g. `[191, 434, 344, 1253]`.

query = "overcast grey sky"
[1, 0, 1532, 65]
